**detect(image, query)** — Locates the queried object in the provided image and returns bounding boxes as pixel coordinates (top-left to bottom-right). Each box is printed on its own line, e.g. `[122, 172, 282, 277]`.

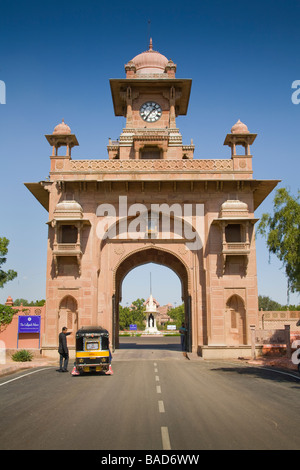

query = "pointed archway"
[225, 295, 247, 345]
[112, 246, 191, 351]
[58, 295, 78, 347]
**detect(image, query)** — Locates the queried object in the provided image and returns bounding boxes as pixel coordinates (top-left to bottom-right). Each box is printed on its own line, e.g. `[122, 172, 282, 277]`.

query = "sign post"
[17, 316, 41, 348]
[129, 324, 137, 333]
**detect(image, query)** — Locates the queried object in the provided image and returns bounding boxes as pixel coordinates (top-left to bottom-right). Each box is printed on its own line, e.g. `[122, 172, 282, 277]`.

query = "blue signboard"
[129, 324, 137, 331]
[18, 316, 41, 333]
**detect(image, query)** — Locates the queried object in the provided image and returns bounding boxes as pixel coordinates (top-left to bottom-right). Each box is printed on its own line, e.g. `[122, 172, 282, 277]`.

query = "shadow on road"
[119, 336, 181, 351]
[211, 365, 300, 386]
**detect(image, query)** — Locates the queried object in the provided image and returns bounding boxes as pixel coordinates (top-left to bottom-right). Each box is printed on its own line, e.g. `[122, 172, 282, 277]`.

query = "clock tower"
[108, 39, 194, 160]
[25, 38, 279, 359]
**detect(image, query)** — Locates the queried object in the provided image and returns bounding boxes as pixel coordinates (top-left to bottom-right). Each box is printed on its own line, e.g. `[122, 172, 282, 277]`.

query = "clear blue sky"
[0, 0, 299, 307]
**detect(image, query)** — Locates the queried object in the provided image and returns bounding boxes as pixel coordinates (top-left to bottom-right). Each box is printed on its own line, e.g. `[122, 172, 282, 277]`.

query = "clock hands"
[144, 105, 155, 121]
[140, 102, 161, 122]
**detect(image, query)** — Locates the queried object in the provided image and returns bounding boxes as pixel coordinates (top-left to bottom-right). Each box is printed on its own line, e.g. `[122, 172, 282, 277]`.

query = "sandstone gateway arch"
[26, 40, 278, 358]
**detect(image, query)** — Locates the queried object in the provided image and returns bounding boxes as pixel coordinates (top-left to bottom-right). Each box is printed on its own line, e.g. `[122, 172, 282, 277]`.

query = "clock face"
[140, 101, 162, 122]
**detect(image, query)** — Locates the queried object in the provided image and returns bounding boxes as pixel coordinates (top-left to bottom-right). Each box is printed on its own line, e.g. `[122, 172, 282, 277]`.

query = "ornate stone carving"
[68, 159, 233, 172]
[114, 245, 125, 256]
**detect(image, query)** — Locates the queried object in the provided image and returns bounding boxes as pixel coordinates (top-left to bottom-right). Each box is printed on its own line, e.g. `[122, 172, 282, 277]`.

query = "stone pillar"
[169, 86, 176, 129]
[126, 87, 133, 128]
[250, 324, 256, 359]
[285, 325, 291, 359]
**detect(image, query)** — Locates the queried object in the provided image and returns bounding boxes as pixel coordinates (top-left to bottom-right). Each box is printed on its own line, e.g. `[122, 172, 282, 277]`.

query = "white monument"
[144, 274, 161, 335]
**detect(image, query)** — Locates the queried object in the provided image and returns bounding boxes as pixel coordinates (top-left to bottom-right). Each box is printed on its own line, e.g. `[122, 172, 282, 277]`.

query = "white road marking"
[0, 368, 50, 387]
[161, 426, 171, 450]
[158, 400, 165, 413]
[156, 385, 161, 394]
[155, 375, 159, 381]
[262, 367, 300, 380]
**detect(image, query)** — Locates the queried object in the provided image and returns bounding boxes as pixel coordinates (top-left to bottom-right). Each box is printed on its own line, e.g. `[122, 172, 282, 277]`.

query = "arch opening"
[112, 247, 191, 351]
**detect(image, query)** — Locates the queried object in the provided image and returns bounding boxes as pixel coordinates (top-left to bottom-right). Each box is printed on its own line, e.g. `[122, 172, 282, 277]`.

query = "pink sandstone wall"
[0, 304, 45, 350]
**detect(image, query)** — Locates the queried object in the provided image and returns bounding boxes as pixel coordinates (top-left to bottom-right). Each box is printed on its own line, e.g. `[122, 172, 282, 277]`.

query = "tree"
[13, 299, 46, 307]
[258, 295, 283, 311]
[130, 298, 146, 326]
[119, 305, 132, 330]
[258, 296, 300, 311]
[257, 188, 300, 295]
[0, 304, 17, 327]
[0, 237, 17, 288]
[119, 298, 146, 330]
[168, 303, 185, 328]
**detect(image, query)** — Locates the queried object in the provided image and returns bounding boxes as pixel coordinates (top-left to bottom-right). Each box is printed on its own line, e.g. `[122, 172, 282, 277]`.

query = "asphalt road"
[0, 337, 299, 451]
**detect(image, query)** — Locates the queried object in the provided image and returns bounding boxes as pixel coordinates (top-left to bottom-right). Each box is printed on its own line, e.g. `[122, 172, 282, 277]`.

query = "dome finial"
[53, 118, 71, 135]
[129, 41, 169, 75]
[231, 119, 249, 134]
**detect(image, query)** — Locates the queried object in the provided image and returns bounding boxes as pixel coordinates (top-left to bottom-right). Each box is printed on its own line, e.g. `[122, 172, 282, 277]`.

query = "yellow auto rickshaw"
[73, 326, 112, 375]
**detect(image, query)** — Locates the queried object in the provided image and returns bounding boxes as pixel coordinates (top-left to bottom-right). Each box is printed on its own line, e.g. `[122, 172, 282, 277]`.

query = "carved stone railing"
[222, 242, 250, 253]
[221, 241, 251, 274]
[53, 243, 81, 254]
[52, 243, 83, 276]
[67, 159, 233, 173]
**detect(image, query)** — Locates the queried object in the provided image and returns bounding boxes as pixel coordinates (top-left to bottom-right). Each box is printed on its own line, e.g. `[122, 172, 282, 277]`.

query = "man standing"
[179, 322, 190, 359]
[179, 322, 187, 352]
[57, 327, 72, 372]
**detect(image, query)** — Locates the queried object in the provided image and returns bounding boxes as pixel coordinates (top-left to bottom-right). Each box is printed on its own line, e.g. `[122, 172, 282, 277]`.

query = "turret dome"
[53, 119, 71, 135]
[231, 119, 249, 134]
[53, 200, 83, 220]
[129, 39, 169, 75]
[219, 200, 249, 219]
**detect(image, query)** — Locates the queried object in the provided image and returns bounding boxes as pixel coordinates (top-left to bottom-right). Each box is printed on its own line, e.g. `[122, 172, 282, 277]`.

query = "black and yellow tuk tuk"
[73, 326, 112, 375]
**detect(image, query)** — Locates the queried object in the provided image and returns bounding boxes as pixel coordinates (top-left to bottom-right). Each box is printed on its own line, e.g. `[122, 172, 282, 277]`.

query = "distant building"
[157, 303, 174, 326]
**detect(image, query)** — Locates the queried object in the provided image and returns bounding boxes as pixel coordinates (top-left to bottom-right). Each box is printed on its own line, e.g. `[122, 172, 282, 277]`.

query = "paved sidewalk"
[0, 356, 57, 377]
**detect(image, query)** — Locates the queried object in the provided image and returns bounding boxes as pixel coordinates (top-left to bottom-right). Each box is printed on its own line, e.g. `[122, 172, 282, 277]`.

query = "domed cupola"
[45, 119, 79, 157]
[219, 200, 249, 219]
[53, 200, 84, 220]
[125, 39, 176, 77]
[131, 39, 169, 74]
[231, 119, 249, 134]
[224, 119, 257, 156]
[53, 119, 71, 135]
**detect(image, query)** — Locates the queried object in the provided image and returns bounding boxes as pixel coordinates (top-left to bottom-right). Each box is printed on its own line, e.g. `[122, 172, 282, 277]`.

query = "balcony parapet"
[50, 157, 254, 180]
[53, 242, 82, 255]
[221, 241, 251, 273]
[222, 241, 251, 254]
[52, 242, 83, 276]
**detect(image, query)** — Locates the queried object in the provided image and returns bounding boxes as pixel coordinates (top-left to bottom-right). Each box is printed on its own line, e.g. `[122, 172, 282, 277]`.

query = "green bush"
[12, 350, 33, 362]
[0, 304, 17, 327]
